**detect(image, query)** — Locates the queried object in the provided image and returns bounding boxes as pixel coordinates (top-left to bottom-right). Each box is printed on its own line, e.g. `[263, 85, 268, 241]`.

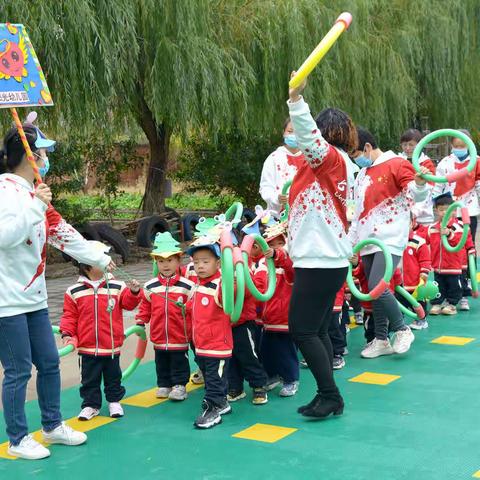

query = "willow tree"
[2, 0, 480, 213]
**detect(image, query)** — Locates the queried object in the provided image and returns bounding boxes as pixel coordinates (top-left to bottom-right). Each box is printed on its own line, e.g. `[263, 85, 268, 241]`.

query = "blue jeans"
[0, 308, 62, 445]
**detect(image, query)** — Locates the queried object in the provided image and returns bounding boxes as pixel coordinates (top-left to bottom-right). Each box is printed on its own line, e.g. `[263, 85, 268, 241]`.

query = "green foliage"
[175, 131, 277, 207]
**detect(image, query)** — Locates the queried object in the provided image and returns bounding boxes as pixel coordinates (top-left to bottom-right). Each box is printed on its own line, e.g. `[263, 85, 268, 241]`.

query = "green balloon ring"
[221, 247, 235, 315]
[52, 325, 75, 357]
[121, 325, 148, 381]
[441, 201, 470, 253]
[412, 129, 477, 183]
[346, 238, 393, 301]
[395, 286, 425, 320]
[280, 180, 292, 222]
[224, 202, 244, 227]
[469, 254, 478, 298]
[230, 262, 246, 323]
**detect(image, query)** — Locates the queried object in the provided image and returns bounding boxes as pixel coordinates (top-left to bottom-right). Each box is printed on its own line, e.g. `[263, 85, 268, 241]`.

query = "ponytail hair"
[0, 125, 38, 174]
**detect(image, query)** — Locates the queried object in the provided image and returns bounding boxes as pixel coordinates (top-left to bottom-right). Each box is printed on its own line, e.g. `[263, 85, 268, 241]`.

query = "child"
[401, 217, 432, 329]
[136, 233, 195, 401]
[257, 223, 300, 395]
[60, 242, 141, 420]
[458, 228, 476, 311]
[185, 237, 233, 429]
[433, 129, 480, 242]
[399, 128, 436, 226]
[427, 193, 473, 315]
[349, 127, 431, 358]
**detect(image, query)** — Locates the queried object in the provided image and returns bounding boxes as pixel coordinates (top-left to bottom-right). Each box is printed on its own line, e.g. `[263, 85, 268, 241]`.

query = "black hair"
[433, 193, 454, 207]
[400, 129, 423, 144]
[191, 246, 220, 259]
[453, 129, 472, 141]
[71, 258, 93, 278]
[0, 125, 38, 174]
[315, 108, 358, 154]
[356, 127, 378, 150]
[282, 117, 291, 133]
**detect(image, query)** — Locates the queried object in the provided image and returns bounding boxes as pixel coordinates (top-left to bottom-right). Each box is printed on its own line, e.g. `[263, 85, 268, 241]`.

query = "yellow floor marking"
[349, 372, 401, 386]
[0, 416, 116, 461]
[473, 470, 480, 478]
[232, 423, 297, 443]
[348, 323, 359, 330]
[121, 381, 203, 408]
[476, 272, 480, 282]
[431, 336, 475, 346]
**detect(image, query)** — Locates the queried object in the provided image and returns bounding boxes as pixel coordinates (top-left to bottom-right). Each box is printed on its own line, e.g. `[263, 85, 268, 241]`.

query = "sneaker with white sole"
[442, 304, 458, 315]
[279, 382, 299, 397]
[361, 338, 394, 358]
[77, 407, 100, 421]
[194, 400, 222, 429]
[392, 327, 415, 354]
[265, 376, 281, 391]
[410, 319, 429, 330]
[156, 387, 172, 398]
[429, 304, 443, 315]
[169, 385, 188, 401]
[217, 399, 232, 415]
[7, 434, 50, 460]
[42, 422, 87, 446]
[300, 359, 309, 369]
[227, 390, 246, 402]
[458, 298, 470, 311]
[191, 370, 204, 385]
[354, 312, 364, 325]
[108, 402, 124, 418]
[333, 355, 346, 370]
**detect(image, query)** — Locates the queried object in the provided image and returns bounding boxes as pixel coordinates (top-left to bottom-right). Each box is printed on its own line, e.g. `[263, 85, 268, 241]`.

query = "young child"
[401, 216, 432, 329]
[185, 237, 233, 429]
[257, 222, 300, 395]
[60, 242, 141, 420]
[399, 128, 436, 226]
[458, 228, 476, 311]
[329, 286, 348, 370]
[427, 193, 470, 315]
[136, 233, 195, 401]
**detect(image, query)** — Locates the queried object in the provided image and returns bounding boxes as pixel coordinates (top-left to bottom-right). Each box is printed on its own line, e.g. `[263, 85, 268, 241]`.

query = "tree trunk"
[137, 95, 171, 216]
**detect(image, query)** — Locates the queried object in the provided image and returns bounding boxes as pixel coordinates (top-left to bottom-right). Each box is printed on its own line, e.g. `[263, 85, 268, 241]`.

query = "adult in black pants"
[287, 74, 358, 418]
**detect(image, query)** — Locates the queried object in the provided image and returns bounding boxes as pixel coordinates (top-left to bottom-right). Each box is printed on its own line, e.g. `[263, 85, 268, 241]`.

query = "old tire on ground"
[136, 216, 170, 248]
[96, 223, 130, 263]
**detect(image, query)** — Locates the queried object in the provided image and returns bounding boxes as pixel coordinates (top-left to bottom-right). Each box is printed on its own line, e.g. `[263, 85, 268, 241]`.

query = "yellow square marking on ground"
[349, 372, 401, 386]
[232, 423, 297, 443]
[122, 382, 203, 408]
[0, 416, 116, 460]
[431, 336, 475, 346]
[348, 323, 359, 330]
[476, 272, 480, 282]
[473, 470, 480, 478]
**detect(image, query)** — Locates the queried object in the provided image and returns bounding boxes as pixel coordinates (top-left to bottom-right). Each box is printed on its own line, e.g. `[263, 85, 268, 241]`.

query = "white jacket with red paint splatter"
[0, 174, 111, 318]
[287, 96, 357, 268]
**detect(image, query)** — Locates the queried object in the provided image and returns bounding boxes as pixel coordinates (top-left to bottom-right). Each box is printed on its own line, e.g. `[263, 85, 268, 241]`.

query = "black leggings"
[289, 267, 347, 395]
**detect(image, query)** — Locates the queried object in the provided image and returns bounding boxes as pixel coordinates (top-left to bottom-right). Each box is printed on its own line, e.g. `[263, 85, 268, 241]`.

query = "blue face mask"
[39, 157, 50, 177]
[452, 148, 468, 161]
[284, 134, 298, 149]
[354, 155, 373, 169]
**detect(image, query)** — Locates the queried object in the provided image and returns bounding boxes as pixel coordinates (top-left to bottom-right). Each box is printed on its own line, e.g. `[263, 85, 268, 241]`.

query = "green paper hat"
[151, 232, 183, 277]
[194, 217, 222, 238]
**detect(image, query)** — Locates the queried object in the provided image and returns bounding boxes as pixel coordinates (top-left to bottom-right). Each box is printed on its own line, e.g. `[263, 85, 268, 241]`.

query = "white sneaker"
[108, 402, 124, 418]
[7, 434, 50, 460]
[156, 387, 172, 398]
[361, 338, 394, 358]
[279, 382, 299, 397]
[42, 422, 87, 446]
[191, 370, 204, 385]
[409, 319, 429, 330]
[77, 407, 100, 421]
[354, 312, 364, 325]
[392, 327, 415, 354]
[168, 385, 188, 401]
[458, 297, 470, 311]
[429, 304, 443, 315]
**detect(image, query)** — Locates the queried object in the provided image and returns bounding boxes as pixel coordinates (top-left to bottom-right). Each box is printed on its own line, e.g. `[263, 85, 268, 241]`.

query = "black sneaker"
[333, 355, 345, 370]
[252, 387, 268, 405]
[227, 390, 246, 402]
[194, 400, 222, 429]
[217, 399, 232, 415]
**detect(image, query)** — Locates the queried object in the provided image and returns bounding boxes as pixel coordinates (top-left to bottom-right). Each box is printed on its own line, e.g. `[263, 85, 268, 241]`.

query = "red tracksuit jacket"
[426, 220, 473, 274]
[60, 276, 141, 356]
[185, 271, 233, 358]
[255, 248, 294, 332]
[402, 231, 432, 291]
[135, 273, 195, 351]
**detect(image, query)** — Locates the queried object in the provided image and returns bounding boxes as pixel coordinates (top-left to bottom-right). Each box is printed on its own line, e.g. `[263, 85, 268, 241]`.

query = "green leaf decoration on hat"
[151, 232, 182, 276]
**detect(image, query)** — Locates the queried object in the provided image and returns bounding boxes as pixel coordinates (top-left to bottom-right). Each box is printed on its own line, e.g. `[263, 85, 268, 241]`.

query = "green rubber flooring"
[2, 307, 480, 480]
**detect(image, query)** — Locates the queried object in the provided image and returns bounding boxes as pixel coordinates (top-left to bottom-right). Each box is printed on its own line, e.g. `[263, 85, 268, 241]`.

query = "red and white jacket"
[402, 231, 432, 291]
[136, 273, 195, 351]
[333, 284, 346, 313]
[60, 276, 140, 356]
[425, 220, 473, 274]
[460, 229, 475, 271]
[255, 248, 294, 332]
[0, 174, 111, 318]
[181, 261, 198, 283]
[401, 153, 436, 224]
[185, 271, 233, 358]
[259, 146, 304, 214]
[433, 155, 480, 216]
[349, 152, 430, 257]
[287, 96, 357, 269]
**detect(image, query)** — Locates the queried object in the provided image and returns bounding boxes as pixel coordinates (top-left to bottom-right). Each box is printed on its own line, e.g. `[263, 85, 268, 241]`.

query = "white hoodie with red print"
[349, 152, 430, 257]
[287, 96, 357, 269]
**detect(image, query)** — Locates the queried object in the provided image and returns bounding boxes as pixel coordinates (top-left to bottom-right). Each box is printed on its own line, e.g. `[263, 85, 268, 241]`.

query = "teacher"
[286, 75, 357, 419]
[0, 124, 112, 460]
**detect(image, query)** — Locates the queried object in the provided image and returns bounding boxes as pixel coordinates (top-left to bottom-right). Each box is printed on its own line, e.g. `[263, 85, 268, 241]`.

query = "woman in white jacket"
[259, 118, 304, 214]
[0, 125, 113, 460]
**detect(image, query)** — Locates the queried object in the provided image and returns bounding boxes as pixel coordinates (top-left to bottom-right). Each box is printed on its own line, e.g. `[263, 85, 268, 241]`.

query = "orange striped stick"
[10, 107, 42, 183]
